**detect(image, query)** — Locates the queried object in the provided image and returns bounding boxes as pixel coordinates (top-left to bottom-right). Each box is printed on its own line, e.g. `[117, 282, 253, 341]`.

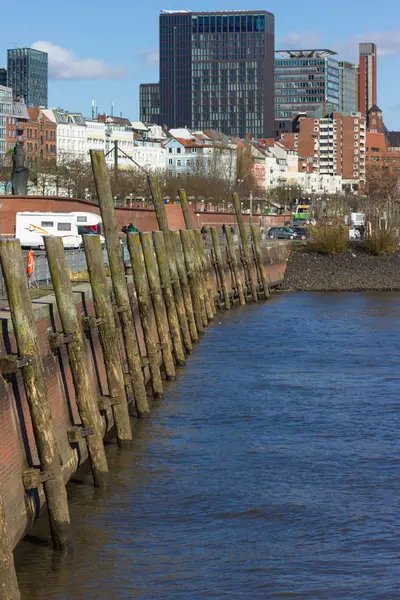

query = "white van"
[15, 211, 105, 249]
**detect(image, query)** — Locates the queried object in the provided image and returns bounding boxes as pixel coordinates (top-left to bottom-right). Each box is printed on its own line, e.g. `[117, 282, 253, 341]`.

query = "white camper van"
[15, 211, 105, 249]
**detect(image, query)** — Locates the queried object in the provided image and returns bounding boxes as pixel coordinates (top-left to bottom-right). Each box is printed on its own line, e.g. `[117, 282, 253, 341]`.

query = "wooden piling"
[180, 230, 204, 335]
[194, 230, 215, 320]
[148, 176, 192, 355]
[225, 227, 246, 306]
[140, 232, 176, 380]
[90, 150, 149, 418]
[126, 233, 164, 398]
[153, 231, 186, 366]
[178, 188, 194, 229]
[250, 224, 270, 299]
[170, 231, 198, 344]
[0, 490, 20, 600]
[232, 193, 259, 302]
[83, 235, 132, 445]
[188, 230, 208, 328]
[210, 227, 231, 310]
[45, 237, 109, 488]
[0, 238, 72, 551]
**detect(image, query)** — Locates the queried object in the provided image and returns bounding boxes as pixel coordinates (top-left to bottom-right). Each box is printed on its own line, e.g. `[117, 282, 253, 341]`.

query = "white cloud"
[138, 48, 159, 66]
[336, 31, 400, 60]
[32, 41, 124, 80]
[277, 31, 322, 50]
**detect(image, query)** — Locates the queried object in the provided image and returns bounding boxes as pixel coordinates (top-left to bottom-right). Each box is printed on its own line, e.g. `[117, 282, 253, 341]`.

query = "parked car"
[349, 227, 361, 240]
[291, 226, 310, 240]
[268, 227, 299, 240]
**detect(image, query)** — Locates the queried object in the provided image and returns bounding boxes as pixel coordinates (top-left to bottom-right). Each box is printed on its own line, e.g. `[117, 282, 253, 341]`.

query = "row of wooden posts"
[0, 151, 272, 600]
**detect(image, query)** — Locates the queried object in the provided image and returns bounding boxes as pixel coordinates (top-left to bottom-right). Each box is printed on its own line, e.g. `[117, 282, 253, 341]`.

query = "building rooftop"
[276, 49, 337, 59]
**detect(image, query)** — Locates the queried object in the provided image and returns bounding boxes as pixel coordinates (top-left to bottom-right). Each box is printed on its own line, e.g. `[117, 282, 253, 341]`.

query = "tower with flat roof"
[159, 9, 275, 138]
[359, 43, 377, 116]
[7, 47, 48, 108]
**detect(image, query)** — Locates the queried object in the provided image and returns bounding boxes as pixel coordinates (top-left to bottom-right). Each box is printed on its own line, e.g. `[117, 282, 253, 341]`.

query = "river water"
[15, 292, 400, 599]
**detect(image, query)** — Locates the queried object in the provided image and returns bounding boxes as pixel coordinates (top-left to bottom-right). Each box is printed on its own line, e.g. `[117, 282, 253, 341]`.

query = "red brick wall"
[0, 196, 189, 236]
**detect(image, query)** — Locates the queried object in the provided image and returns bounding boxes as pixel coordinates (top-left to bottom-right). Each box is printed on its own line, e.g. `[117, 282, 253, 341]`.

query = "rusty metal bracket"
[67, 426, 95, 444]
[0, 354, 32, 374]
[113, 304, 129, 316]
[98, 395, 121, 411]
[23, 468, 56, 490]
[82, 315, 107, 330]
[48, 331, 77, 353]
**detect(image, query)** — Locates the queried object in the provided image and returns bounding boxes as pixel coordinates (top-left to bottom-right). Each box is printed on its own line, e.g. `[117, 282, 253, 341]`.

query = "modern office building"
[359, 42, 377, 116]
[159, 9, 275, 138]
[338, 61, 359, 113]
[0, 85, 13, 162]
[7, 47, 48, 108]
[0, 69, 7, 87]
[140, 83, 160, 124]
[275, 49, 341, 135]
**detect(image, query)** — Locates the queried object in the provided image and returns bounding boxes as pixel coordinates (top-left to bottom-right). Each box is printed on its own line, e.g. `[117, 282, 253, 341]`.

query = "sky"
[1, 0, 400, 129]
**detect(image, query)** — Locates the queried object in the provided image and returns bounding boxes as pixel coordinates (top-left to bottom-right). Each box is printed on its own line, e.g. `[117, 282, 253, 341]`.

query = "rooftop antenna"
[111, 99, 115, 117]
[91, 99, 96, 120]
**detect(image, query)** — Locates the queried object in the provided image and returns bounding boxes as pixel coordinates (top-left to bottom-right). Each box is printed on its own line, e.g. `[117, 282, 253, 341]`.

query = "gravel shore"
[280, 248, 400, 292]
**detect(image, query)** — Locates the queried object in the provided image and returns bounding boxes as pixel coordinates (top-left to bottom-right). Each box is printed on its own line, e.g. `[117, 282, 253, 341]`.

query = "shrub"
[363, 229, 398, 255]
[306, 225, 349, 254]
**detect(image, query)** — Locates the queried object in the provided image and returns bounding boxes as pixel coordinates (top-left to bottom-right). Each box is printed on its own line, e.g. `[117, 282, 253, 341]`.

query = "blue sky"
[1, 0, 400, 129]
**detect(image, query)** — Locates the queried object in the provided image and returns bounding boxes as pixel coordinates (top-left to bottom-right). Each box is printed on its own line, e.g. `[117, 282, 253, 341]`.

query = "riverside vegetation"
[281, 226, 400, 292]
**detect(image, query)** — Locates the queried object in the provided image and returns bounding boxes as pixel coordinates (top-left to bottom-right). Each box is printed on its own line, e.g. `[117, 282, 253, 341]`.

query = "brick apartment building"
[280, 111, 367, 186]
[25, 107, 56, 159]
[365, 105, 400, 174]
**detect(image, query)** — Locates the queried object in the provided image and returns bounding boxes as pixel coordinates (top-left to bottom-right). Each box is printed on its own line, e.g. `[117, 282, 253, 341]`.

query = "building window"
[177, 160, 181, 166]
[41, 221, 54, 228]
[177, 147, 181, 154]
[354, 127, 358, 132]
[354, 142, 358, 147]
[186, 160, 191, 166]
[168, 170, 173, 177]
[168, 158, 172, 165]
[191, 148, 197, 153]
[168, 148, 172, 153]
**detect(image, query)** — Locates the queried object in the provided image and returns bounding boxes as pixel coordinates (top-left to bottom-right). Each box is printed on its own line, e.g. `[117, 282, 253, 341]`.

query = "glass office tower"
[338, 61, 359, 114]
[159, 9, 275, 138]
[7, 47, 48, 108]
[275, 49, 340, 121]
[140, 83, 161, 124]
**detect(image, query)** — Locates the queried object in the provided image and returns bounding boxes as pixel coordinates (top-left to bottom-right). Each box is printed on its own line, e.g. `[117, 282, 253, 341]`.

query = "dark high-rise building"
[0, 69, 7, 87]
[159, 9, 275, 138]
[7, 47, 48, 108]
[140, 83, 160, 124]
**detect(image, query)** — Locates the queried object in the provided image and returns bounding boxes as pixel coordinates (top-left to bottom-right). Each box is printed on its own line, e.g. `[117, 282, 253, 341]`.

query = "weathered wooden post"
[232, 192, 259, 302]
[140, 232, 176, 380]
[210, 227, 231, 310]
[178, 188, 194, 229]
[83, 235, 133, 444]
[194, 230, 215, 320]
[126, 233, 164, 398]
[225, 226, 246, 306]
[0, 239, 72, 551]
[250, 224, 270, 299]
[153, 231, 186, 366]
[180, 230, 204, 335]
[0, 490, 20, 600]
[45, 237, 109, 488]
[170, 230, 198, 344]
[188, 230, 208, 327]
[148, 175, 192, 355]
[90, 150, 149, 418]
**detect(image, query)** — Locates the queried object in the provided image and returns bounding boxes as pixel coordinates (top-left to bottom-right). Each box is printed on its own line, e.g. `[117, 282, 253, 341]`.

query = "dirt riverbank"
[280, 248, 400, 292]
